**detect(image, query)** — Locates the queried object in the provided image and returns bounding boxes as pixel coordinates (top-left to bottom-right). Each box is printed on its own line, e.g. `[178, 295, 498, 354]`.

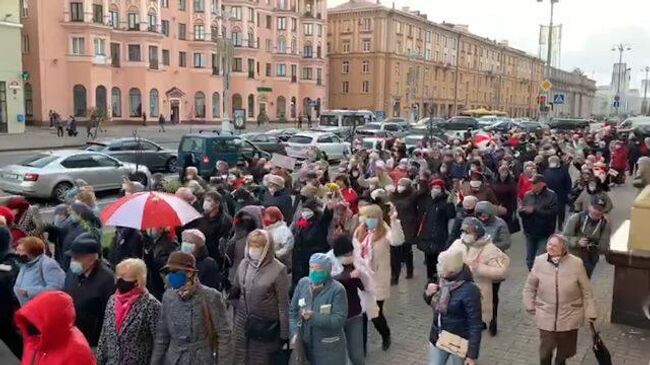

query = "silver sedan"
[0, 150, 151, 202]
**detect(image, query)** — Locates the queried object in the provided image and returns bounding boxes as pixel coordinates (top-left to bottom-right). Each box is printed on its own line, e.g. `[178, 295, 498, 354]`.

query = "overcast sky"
[329, 0, 650, 90]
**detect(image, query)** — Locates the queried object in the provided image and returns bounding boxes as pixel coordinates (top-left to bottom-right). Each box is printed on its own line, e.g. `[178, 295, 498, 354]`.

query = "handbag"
[289, 324, 310, 365]
[246, 314, 280, 341]
[435, 330, 468, 358]
[590, 322, 612, 365]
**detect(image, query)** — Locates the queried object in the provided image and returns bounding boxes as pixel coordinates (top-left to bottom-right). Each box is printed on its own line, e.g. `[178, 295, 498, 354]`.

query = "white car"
[285, 132, 351, 161]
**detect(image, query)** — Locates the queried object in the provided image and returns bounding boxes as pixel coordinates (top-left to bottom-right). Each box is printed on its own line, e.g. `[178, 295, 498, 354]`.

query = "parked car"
[618, 116, 650, 139]
[0, 151, 151, 203]
[382, 117, 410, 126]
[435, 117, 480, 140]
[241, 133, 286, 155]
[403, 127, 448, 152]
[483, 119, 517, 133]
[356, 122, 409, 138]
[264, 128, 301, 142]
[515, 121, 545, 136]
[85, 137, 177, 173]
[477, 115, 504, 127]
[415, 117, 445, 127]
[285, 132, 350, 161]
[177, 131, 271, 177]
[547, 118, 590, 131]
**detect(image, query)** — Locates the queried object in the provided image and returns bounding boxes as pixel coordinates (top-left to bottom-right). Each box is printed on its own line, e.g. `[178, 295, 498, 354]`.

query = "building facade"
[21, 0, 327, 125]
[546, 67, 596, 119]
[0, 0, 25, 134]
[327, 0, 544, 120]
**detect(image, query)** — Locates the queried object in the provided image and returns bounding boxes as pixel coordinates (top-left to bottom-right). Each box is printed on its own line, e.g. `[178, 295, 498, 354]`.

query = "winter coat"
[517, 174, 533, 201]
[195, 245, 224, 291]
[96, 292, 161, 365]
[143, 234, 178, 300]
[417, 193, 456, 254]
[262, 188, 294, 223]
[14, 254, 65, 306]
[266, 220, 294, 270]
[523, 253, 597, 332]
[543, 166, 572, 205]
[520, 187, 558, 238]
[610, 146, 628, 170]
[232, 235, 290, 365]
[110, 227, 144, 267]
[353, 224, 393, 301]
[481, 217, 511, 252]
[562, 212, 612, 256]
[459, 183, 499, 205]
[0, 245, 19, 328]
[151, 285, 233, 365]
[14, 290, 95, 365]
[58, 217, 102, 271]
[423, 266, 482, 360]
[448, 237, 510, 323]
[291, 209, 334, 286]
[390, 187, 421, 241]
[573, 190, 613, 214]
[63, 260, 116, 347]
[225, 205, 264, 285]
[187, 211, 233, 264]
[289, 276, 348, 365]
[492, 174, 518, 220]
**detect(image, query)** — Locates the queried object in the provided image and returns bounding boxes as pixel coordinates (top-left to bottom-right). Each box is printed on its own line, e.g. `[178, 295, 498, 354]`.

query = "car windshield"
[288, 135, 313, 144]
[320, 115, 338, 126]
[20, 154, 59, 168]
[179, 137, 205, 153]
[361, 124, 381, 130]
[85, 143, 106, 151]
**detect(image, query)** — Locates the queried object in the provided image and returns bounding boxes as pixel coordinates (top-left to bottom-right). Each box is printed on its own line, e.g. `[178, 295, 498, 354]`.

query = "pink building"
[21, 0, 327, 125]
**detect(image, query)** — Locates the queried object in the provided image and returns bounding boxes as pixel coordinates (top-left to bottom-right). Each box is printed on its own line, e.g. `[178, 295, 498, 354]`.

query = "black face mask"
[17, 255, 30, 264]
[116, 278, 137, 294]
[26, 324, 40, 336]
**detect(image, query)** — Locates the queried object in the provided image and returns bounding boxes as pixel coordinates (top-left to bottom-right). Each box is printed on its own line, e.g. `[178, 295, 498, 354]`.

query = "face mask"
[549, 162, 559, 168]
[116, 278, 137, 294]
[202, 201, 214, 212]
[53, 215, 65, 227]
[166, 271, 188, 289]
[430, 189, 442, 199]
[267, 186, 277, 195]
[69, 260, 84, 275]
[185, 175, 194, 181]
[338, 255, 354, 265]
[397, 185, 406, 193]
[352, 171, 360, 178]
[301, 209, 314, 220]
[180, 242, 195, 254]
[248, 247, 264, 260]
[440, 167, 448, 174]
[469, 180, 482, 190]
[365, 217, 379, 230]
[588, 183, 597, 192]
[309, 270, 329, 285]
[461, 233, 476, 245]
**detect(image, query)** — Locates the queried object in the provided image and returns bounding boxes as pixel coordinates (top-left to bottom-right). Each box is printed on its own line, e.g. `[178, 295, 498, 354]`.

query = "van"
[315, 110, 375, 139]
[177, 131, 271, 177]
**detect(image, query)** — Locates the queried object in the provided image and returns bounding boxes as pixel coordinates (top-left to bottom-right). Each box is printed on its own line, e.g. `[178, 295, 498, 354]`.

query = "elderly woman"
[151, 252, 232, 365]
[13, 236, 65, 306]
[263, 206, 294, 270]
[290, 253, 348, 365]
[523, 234, 597, 365]
[232, 230, 290, 364]
[5, 196, 43, 238]
[97, 258, 161, 365]
[181, 229, 222, 291]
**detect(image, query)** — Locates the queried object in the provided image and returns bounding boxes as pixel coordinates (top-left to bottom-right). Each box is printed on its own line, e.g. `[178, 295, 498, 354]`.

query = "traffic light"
[538, 95, 548, 112]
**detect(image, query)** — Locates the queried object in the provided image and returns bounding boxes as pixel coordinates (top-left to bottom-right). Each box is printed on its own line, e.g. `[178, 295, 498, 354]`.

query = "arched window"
[232, 93, 242, 110]
[212, 92, 220, 117]
[73, 84, 87, 117]
[129, 88, 142, 117]
[127, 6, 140, 30]
[111, 87, 121, 117]
[247, 94, 254, 118]
[149, 89, 159, 117]
[95, 85, 107, 113]
[276, 96, 286, 118]
[290, 96, 296, 118]
[278, 36, 286, 53]
[195, 91, 206, 118]
[24, 83, 33, 117]
[147, 8, 157, 32]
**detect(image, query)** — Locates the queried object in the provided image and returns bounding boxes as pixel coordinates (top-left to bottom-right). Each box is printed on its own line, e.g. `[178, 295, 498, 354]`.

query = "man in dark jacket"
[519, 174, 558, 270]
[262, 174, 294, 223]
[63, 235, 116, 347]
[58, 202, 102, 271]
[0, 227, 22, 358]
[143, 227, 178, 300]
[543, 156, 572, 230]
[389, 178, 421, 280]
[416, 179, 456, 281]
[181, 229, 224, 291]
[109, 226, 143, 267]
[186, 190, 233, 266]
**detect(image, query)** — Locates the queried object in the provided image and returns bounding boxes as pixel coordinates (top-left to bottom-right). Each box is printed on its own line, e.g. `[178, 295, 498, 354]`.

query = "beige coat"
[353, 224, 393, 301]
[523, 253, 597, 332]
[448, 237, 510, 323]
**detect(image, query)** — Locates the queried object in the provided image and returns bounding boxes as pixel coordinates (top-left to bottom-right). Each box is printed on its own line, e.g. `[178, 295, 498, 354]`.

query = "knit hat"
[264, 206, 284, 223]
[332, 236, 354, 257]
[429, 179, 445, 190]
[66, 233, 101, 256]
[462, 195, 479, 210]
[309, 252, 332, 274]
[265, 174, 285, 189]
[162, 251, 198, 272]
[461, 217, 487, 238]
[397, 178, 412, 188]
[300, 185, 319, 199]
[475, 201, 495, 218]
[437, 247, 465, 277]
[181, 229, 206, 246]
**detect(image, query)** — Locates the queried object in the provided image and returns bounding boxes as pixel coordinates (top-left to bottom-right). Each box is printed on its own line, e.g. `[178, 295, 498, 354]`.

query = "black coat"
[187, 212, 233, 265]
[143, 233, 178, 300]
[491, 174, 518, 220]
[0, 251, 19, 327]
[195, 245, 225, 291]
[390, 188, 421, 241]
[64, 260, 116, 347]
[291, 209, 333, 287]
[543, 166, 572, 205]
[263, 188, 294, 223]
[520, 187, 558, 238]
[417, 193, 456, 254]
[110, 227, 143, 267]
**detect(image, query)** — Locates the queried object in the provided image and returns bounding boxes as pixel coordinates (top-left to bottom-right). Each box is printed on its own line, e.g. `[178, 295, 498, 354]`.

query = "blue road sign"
[553, 93, 565, 105]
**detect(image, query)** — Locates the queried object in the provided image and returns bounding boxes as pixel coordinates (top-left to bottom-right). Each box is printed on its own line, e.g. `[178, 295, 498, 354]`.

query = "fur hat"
[437, 247, 465, 277]
[265, 174, 285, 189]
[462, 217, 487, 238]
[462, 196, 479, 210]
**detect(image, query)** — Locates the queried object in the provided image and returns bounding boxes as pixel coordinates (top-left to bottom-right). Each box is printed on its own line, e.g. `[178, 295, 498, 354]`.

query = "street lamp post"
[642, 66, 649, 116]
[218, 10, 235, 133]
[612, 43, 631, 116]
[537, 0, 558, 121]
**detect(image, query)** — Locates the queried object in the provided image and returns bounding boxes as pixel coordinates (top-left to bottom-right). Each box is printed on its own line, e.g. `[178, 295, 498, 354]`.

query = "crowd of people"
[0, 123, 648, 365]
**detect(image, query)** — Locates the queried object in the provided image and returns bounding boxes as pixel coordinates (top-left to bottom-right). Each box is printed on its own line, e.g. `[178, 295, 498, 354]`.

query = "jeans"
[428, 343, 464, 365]
[345, 315, 365, 365]
[526, 235, 548, 271]
[582, 251, 600, 278]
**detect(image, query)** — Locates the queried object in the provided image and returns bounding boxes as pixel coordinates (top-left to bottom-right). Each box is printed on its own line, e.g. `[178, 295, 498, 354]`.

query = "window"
[128, 44, 141, 61]
[291, 64, 297, 81]
[276, 96, 286, 118]
[212, 92, 220, 117]
[194, 0, 204, 12]
[277, 37, 286, 53]
[128, 12, 139, 30]
[70, 2, 83, 22]
[211, 26, 218, 41]
[194, 24, 205, 40]
[110, 43, 120, 67]
[362, 39, 371, 52]
[129, 88, 142, 117]
[232, 58, 242, 72]
[291, 18, 297, 31]
[24, 83, 33, 117]
[20, 0, 28, 17]
[301, 67, 312, 80]
[362, 18, 371, 31]
[395, 21, 402, 33]
[111, 87, 121, 117]
[342, 81, 349, 93]
[291, 38, 297, 54]
[362, 60, 369, 73]
[265, 39, 271, 51]
[148, 13, 157, 32]
[73, 85, 87, 117]
[248, 7, 254, 22]
[178, 0, 186, 11]
[162, 0, 169, 8]
[265, 63, 271, 76]
[211, 0, 218, 13]
[211, 53, 219, 74]
[317, 68, 322, 85]
[247, 58, 255, 78]
[161, 20, 169, 36]
[303, 23, 313, 36]
[276, 63, 286, 77]
[303, 45, 313, 58]
[178, 23, 186, 40]
[109, 10, 118, 27]
[21, 34, 29, 54]
[247, 94, 254, 118]
[149, 45, 158, 69]
[232, 6, 242, 20]
[266, 15, 272, 29]
[195, 92, 206, 117]
[343, 20, 351, 32]
[193, 52, 206, 68]
[162, 49, 170, 65]
[150, 89, 159, 117]
[247, 30, 254, 48]
[232, 31, 242, 46]
[277, 17, 286, 30]
[71, 37, 85, 55]
[92, 4, 103, 24]
[94, 38, 106, 56]
[179, 51, 187, 67]
[342, 41, 350, 53]
[362, 81, 369, 93]
[341, 61, 349, 74]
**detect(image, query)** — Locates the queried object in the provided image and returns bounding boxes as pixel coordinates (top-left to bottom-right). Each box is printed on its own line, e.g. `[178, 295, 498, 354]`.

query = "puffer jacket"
[424, 266, 482, 360]
[475, 202, 511, 251]
[519, 187, 558, 238]
[523, 253, 597, 332]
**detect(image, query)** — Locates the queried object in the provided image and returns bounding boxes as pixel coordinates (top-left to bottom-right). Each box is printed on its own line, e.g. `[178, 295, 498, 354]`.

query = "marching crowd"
[0, 124, 649, 365]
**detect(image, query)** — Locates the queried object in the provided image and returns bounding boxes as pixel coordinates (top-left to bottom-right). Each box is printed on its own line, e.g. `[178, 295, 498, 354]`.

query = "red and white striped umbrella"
[100, 192, 201, 230]
[473, 131, 495, 151]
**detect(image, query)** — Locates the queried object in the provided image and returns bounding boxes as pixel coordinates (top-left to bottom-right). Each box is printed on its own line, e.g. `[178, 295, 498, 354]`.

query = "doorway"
[170, 99, 180, 124]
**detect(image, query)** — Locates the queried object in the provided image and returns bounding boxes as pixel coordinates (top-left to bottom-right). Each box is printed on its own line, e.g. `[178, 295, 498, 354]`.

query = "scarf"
[297, 217, 312, 229]
[177, 275, 199, 300]
[360, 231, 374, 260]
[433, 276, 465, 315]
[114, 288, 144, 332]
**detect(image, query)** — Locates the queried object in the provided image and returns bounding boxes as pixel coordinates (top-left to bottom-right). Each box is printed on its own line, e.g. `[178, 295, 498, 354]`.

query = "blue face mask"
[180, 242, 195, 254]
[166, 272, 188, 289]
[53, 215, 65, 227]
[309, 270, 329, 285]
[69, 260, 84, 275]
[365, 217, 379, 230]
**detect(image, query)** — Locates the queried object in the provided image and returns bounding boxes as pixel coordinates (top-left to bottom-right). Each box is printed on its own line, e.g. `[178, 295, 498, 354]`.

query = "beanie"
[332, 235, 354, 257]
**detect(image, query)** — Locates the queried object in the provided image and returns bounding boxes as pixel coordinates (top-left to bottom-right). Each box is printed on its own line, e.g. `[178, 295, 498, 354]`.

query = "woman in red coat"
[14, 290, 95, 365]
[610, 141, 628, 185]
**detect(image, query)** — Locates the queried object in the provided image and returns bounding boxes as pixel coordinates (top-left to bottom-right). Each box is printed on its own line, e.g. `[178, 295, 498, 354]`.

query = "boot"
[406, 267, 414, 279]
[382, 335, 391, 351]
[489, 319, 497, 336]
[390, 277, 398, 286]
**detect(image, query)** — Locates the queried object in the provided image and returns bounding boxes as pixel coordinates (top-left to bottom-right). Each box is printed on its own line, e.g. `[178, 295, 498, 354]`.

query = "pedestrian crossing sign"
[553, 93, 565, 105]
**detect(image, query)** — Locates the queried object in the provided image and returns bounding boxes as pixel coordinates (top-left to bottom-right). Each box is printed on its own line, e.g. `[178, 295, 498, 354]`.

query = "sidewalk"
[0, 122, 289, 152]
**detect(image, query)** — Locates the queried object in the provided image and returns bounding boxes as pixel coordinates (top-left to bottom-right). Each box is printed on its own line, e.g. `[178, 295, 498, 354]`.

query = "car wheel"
[130, 172, 149, 187]
[52, 182, 73, 204]
[166, 157, 178, 173]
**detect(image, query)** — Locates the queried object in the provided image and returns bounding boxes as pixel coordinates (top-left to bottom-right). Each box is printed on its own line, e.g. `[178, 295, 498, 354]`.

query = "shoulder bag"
[201, 295, 218, 362]
[435, 313, 468, 358]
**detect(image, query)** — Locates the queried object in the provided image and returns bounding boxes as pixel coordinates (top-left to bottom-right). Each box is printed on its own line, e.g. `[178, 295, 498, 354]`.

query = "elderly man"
[520, 174, 558, 271]
[175, 187, 203, 213]
[262, 174, 293, 222]
[185, 191, 233, 266]
[181, 229, 223, 290]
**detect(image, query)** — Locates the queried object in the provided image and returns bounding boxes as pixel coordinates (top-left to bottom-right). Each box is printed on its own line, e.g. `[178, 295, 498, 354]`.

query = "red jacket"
[610, 147, 628, 170]
[14, 291, 95, 365]
[388, 167, 409, 186]
[340, 187, 359, 215]
[517, 174, 532, 201]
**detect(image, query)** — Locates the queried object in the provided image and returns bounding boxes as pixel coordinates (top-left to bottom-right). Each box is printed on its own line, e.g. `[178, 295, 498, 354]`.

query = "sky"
[328, 0, 650, 90]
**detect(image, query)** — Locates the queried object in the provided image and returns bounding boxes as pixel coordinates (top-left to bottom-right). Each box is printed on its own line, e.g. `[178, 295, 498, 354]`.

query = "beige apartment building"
[327, 0, 544, 120]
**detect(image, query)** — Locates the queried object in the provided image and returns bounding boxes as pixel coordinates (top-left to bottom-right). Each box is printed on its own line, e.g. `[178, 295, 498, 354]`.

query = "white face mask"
[549, 162, 559, 168]
[301, 209, 314, 220]
[338, 255, 354, 265]
[461, 233, 476, 245]
[248, 247, 264, 260]
[180, 242, 195, 254]
[588, 183, 597, 191]
[202, 201, 214, 212]
[469, 180, 482, 189]
[430, 188, 442, 199]
[397, 185, 407, 193]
